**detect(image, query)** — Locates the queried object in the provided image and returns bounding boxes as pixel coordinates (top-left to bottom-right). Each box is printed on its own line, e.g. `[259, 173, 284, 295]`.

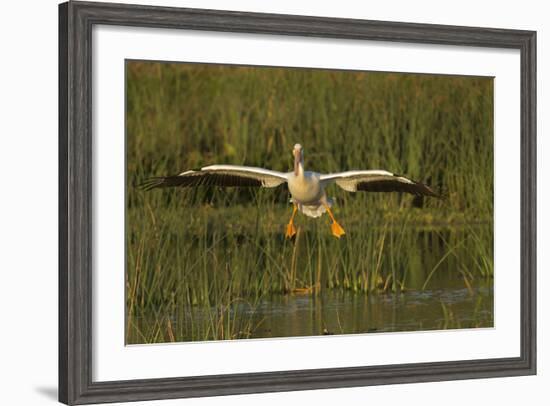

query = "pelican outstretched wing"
[320, 170, 439, 197]
[140, 165, 288, 191]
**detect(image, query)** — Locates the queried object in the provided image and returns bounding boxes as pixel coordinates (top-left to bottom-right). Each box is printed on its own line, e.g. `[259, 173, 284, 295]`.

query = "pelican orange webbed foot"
[323, 203, 345, 238]
[285, 222, 297, 239]
[285, 204, 298, 239]
[330, 221, 346, 239]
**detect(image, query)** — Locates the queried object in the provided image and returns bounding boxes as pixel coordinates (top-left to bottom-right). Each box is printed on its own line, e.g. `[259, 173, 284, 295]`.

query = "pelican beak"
[293, 146, 302, 176]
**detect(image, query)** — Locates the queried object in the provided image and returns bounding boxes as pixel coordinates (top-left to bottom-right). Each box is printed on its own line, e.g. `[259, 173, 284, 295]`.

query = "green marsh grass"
[126, 62, 494, 343]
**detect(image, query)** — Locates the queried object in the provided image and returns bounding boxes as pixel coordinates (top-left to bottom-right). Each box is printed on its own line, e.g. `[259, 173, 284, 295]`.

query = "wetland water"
[234, 284, 492, 339]
[131, 281, 493, 343]
[127, 222, 493, 343]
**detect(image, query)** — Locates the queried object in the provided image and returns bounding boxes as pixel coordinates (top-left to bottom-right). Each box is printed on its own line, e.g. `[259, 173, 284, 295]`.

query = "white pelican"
[141, 144, 439, 238]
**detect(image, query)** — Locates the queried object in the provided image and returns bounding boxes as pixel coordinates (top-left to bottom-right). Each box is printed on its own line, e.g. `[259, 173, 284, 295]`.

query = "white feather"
[291, 197, 333, 218]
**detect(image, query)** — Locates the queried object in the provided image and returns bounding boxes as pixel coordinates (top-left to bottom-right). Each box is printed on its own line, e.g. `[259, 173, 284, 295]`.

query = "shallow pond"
[244, 283, 492, 339]
[130, 279, 492, 343]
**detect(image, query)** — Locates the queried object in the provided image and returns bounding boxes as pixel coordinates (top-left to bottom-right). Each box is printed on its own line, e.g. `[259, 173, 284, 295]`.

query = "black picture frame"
[59, 1, 537, 404]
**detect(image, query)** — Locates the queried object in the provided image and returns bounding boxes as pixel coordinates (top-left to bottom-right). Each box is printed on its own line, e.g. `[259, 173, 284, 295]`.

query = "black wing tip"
[418, 182, 450, 201]
[393, 173, 442, 199]
[418, 183, 443, 199]
[137, 169, 202, 191]
[138, 174, 191, 191]
[137, 176, 168, 191]
[136, 169, 266, 190]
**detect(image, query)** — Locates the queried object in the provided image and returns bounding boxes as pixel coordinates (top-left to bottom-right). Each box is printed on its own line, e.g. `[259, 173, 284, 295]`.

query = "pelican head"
[293, 144, 303, 176]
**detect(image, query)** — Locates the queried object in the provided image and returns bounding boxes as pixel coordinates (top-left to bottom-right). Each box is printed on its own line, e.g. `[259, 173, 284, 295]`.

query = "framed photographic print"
[59, 1, 536, 404]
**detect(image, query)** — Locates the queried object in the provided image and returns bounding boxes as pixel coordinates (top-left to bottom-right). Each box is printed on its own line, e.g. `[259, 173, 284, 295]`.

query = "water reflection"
[250, 285, 493, 338]
[132, 283, 493, 343]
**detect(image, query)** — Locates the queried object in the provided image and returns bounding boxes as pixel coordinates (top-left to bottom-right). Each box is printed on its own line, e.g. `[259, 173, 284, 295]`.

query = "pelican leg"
[285, 204, 298, 238]
[323, 204, 346, 238]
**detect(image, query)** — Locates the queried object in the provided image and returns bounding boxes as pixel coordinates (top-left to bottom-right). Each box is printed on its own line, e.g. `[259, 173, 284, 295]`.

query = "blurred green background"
[126, 61, 493, 344]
